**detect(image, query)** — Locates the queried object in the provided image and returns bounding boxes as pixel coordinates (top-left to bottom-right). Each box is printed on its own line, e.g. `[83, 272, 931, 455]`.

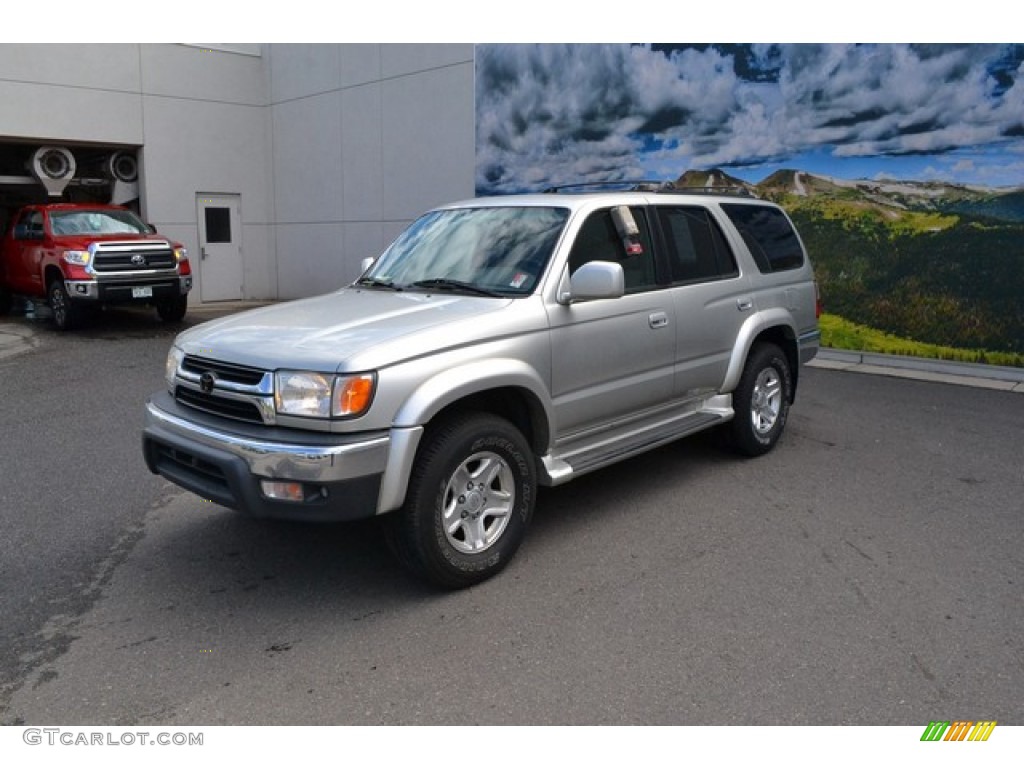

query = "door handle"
[649, 311, 669, 329]
[201, 247, 209, 260]
[737, 298, 753, 311]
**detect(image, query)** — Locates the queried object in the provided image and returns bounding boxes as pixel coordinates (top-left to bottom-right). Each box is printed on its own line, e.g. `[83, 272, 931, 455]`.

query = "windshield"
[364, 206, 569, 296]
[49, 209, 150, 236]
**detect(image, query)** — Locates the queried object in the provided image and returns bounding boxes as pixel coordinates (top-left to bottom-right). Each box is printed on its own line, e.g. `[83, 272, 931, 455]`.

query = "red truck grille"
[91, 241, 176, 272]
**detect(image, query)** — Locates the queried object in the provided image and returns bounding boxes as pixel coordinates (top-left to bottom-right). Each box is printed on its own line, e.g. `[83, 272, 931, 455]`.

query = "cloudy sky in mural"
[475, 44, 1024, 193]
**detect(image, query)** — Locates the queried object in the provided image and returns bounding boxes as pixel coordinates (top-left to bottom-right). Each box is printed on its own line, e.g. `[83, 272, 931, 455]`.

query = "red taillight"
[814, 281, 823, 318]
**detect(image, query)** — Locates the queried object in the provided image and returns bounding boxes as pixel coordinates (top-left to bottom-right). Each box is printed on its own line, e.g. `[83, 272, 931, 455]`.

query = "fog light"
[75, 284, 88, 294]
[261, 480, 305, 502]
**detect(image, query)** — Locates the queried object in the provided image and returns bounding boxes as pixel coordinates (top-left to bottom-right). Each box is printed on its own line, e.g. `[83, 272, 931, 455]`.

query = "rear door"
[654, 204, 754, 398]
[5, 209, 46, 294]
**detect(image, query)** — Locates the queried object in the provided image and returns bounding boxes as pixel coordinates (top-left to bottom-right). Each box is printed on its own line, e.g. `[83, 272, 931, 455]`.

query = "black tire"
[0, 285, 11, 316]
[384, 412, 536, 589]
[726, 342, 792, 457]
[156, 294, 188, 323]
[48, 279, 81, 331]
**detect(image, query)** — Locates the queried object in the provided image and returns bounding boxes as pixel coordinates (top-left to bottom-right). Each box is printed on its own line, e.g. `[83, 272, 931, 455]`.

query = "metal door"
[196, 194, 243, 301]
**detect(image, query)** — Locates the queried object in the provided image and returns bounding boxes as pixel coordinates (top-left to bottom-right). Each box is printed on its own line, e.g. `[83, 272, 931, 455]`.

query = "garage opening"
[0, 140, 142, 236]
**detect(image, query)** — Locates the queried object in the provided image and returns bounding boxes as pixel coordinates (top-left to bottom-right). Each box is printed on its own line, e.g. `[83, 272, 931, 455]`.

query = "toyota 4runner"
[142, 185, 820, 588]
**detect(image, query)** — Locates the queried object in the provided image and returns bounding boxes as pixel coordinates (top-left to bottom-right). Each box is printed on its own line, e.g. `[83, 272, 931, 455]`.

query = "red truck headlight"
[62, 250, 90, 266]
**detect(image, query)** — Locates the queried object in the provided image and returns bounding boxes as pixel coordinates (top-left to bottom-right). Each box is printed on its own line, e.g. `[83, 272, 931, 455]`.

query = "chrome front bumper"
[142, 392, 391, 521]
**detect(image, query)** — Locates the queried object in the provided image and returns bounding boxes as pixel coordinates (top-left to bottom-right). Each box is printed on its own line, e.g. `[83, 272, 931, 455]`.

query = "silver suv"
[143, 185, 820, 588]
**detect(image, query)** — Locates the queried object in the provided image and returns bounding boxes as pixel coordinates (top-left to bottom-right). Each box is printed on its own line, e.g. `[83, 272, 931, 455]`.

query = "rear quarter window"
[721, 203, 805, 273]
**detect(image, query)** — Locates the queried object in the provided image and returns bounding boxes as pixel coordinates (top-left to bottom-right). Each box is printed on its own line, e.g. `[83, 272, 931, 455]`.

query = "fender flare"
[393, 357, 554, 439]
[722, 308, 798, 393]
[376, 359, 554, 515]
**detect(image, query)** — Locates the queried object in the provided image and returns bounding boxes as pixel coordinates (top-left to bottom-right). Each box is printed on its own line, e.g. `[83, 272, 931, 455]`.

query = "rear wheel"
[48, 279, 82, 331]
[384, 412, 536, 589]
[727, 342, 792, 456]
[0, 285, 11, 315]
[156, 294, 188, 323]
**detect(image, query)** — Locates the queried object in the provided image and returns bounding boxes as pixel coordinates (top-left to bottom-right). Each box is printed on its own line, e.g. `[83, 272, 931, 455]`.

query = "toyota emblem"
[131, 253, 146, 265]
[199, 371, 217, 394]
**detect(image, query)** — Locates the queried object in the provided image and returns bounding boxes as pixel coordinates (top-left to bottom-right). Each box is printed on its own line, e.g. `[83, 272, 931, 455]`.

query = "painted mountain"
[682, 169, 1023, 355]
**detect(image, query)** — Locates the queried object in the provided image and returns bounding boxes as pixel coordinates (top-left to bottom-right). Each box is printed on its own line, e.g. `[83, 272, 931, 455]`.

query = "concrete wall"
[0, 43, 477, 302]
[266, 43, 476, 298]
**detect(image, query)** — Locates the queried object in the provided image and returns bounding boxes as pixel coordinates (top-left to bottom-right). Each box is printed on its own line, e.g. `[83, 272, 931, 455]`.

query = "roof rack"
[541, 180, 677, 194]
[673, 183, 756, 198]
[541, 180, 756, 197]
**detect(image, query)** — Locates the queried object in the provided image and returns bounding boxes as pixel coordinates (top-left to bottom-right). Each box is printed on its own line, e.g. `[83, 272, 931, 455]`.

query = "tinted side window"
[14, 211, 43, 240]
[721, 204, 804, 273]
[657, 206, 739, 283]
[568, 207, 656, 293]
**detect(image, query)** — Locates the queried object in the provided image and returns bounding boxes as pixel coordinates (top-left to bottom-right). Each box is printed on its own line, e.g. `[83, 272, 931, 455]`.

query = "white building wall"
[266, 43, 476, 299]
[0, 42, 478, 303]
[0, 44, 145, 143]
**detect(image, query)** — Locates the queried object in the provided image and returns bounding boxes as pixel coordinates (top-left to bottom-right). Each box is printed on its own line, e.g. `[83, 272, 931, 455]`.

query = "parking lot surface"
[1, 308, 1021, 725]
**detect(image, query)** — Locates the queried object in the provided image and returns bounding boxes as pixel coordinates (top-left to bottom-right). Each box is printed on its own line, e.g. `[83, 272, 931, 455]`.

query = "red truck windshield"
[49, 209, 150, 236]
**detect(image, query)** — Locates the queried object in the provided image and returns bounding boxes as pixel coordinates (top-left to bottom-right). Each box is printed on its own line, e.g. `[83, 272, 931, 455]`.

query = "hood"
[51, 233, 182, 249]
[175, 288, 530, 372]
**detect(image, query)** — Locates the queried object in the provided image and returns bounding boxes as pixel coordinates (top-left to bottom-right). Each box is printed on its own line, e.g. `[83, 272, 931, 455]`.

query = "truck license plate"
[132, 286, 153, 299]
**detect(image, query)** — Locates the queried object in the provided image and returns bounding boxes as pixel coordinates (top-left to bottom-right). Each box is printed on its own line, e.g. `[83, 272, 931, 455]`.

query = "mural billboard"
[475, 44, 1024, 364]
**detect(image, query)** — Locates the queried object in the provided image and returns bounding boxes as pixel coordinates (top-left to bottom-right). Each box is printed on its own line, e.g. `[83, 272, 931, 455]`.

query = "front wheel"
[726, 342, 792, 457]
[384, 412, 536, 589]
[48, 279, 82, 331]
[156, 294, 188, 323]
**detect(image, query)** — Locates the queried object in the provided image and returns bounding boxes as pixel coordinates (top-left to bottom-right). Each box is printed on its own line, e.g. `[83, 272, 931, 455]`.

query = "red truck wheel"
[48, 280, 82, 331]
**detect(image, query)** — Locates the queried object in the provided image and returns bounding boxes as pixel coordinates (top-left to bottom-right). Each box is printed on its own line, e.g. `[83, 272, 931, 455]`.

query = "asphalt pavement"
[1, 302, 1022, 728]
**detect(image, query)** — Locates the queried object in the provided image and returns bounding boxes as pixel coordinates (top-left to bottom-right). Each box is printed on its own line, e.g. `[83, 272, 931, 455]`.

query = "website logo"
[920, 721, 997, 742]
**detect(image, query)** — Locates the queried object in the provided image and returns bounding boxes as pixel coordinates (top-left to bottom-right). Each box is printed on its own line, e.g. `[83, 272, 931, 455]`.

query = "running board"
[540, 398, 732, 486]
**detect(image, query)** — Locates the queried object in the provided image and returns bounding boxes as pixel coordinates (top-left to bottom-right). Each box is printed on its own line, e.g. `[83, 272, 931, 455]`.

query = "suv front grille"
[175, 386, 265, 424]
[182, 356, 266, 386]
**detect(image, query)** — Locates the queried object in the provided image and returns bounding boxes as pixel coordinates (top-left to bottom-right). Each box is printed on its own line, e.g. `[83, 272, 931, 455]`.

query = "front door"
[548, 206, 676, 436]
[196, 194, 243, 301]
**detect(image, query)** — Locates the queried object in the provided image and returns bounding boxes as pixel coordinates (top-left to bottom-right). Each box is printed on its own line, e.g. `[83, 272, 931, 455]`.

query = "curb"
[808, 349, 1024, 393]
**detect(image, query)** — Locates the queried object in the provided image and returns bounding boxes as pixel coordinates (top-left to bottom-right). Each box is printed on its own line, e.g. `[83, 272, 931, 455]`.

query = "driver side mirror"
[558, 261, 625, 304]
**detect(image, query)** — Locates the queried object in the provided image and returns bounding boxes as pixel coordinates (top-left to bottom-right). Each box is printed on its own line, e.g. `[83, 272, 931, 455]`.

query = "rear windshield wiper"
[355, 276, 402, 291]
[407, 278, 504, 297]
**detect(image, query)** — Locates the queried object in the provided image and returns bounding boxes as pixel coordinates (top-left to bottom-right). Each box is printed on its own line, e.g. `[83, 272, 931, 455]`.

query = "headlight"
[275, 371, 333, 417]
[63, 249, 90, 265]
[165, 346, 184, 391]
[173, 246, 188, 262]
[274, 371, 376, 419]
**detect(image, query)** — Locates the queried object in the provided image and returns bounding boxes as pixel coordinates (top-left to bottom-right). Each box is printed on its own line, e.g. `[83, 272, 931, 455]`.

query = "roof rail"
[671, 184, 757, 198]
[541, 180, 678, 193]
[541, 180, 756, 197]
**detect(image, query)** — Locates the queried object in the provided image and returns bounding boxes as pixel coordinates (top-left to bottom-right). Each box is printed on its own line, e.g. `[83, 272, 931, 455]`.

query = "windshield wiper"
[355, 276, 402, 291]
[407, 278, 504, 297]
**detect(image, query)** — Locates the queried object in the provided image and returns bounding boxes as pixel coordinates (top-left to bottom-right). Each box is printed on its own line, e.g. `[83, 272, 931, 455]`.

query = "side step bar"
[539, 397, 732, 486]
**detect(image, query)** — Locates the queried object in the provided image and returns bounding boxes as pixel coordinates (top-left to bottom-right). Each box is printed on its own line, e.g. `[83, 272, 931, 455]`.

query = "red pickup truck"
[0, 203, 193, 330]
